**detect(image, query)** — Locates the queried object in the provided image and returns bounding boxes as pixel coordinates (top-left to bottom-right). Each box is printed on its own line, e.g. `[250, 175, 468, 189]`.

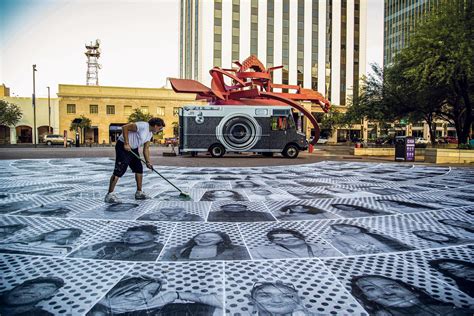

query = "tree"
[0, 100, 22, 126]
[394, 0, 473, 144]
[69, 115, 91, 144]
[128, 108, 152, 123]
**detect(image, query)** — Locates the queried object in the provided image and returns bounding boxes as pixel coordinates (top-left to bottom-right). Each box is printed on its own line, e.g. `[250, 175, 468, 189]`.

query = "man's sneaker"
[104, 193, 122, 204]
[135, 191, 151, 200]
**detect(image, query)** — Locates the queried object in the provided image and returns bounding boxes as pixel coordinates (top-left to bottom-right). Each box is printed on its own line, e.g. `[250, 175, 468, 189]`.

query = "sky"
[0, 0, 384, 98]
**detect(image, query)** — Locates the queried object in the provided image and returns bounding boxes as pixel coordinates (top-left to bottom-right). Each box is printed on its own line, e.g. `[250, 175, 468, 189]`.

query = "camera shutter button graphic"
[195, 112, 205, 124]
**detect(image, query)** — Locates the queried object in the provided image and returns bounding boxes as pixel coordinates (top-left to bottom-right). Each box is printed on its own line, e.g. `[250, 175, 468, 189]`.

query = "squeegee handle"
[128, 150, 183, 193]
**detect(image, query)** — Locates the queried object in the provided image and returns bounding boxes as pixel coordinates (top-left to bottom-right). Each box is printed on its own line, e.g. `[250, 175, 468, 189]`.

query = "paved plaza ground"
[0, 157, 473, 315]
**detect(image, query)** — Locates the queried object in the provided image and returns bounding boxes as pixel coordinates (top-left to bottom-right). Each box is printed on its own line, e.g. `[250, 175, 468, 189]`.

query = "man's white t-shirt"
[118, 121, 153, 149]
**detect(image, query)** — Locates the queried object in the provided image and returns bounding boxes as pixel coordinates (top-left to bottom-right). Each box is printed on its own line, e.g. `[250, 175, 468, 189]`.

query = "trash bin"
[395, 136, 415, 161]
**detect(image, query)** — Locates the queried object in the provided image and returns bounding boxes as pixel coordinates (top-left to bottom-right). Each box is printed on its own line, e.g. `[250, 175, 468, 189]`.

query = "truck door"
[270, 109, 293, 151]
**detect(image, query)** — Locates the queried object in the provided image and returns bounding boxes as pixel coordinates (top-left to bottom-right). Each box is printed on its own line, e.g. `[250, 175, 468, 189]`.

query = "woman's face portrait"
[5, 281, 59, 305]
[236, 181, 259, 188]
[253, 285, 300, 314]
[356, 277, 419, 308]
[332, 225, 362, 234]
[43, 229, 75, 242]
[210, 190, 236, 199]
[271, 233, 305, 247]
[122, 230, 154, 245]
[194, 232, 223, 246]
[284, 205, 312, 213]
[105, 282, 161, 311]
[438, 262, 474, 281]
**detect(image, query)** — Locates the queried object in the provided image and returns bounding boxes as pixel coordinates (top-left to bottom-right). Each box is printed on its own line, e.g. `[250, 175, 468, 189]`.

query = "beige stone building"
[0, 84, 59, 144]
[57, 84, 203, 144]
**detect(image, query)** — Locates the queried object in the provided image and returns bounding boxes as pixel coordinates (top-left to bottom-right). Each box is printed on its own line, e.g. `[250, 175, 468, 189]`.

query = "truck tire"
[282, 144, 299, 159]
[46, 141, 52, 146]
[210, 144, 225, 158]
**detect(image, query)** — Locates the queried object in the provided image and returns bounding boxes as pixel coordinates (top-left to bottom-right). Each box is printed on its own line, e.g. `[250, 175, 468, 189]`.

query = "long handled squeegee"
[129, 150, 191, 200]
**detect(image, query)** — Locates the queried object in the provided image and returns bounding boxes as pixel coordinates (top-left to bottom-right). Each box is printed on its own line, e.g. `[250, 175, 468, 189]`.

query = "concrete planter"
[424, 148, 474, 164]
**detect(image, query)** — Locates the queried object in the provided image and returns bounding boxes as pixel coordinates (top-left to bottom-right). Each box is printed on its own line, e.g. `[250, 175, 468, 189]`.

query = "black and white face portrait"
[250, 282, 306, 315]
[70, 225, 163, 261]
[16, 202, 72, 217]
[200, 190, 246, 202]
[287, 190, 334, 200]
[0, 224, 27, 238]
[446, 194, 474, 203]
[0, 201, 39, 214]
[138, 207, 204, 222]
[378, 200, 437, 212]
[294, 180, 331, 188]
[428, 259, 474, 296]
[234, 181, 261, 189]
[275, 204, 331, 220]
[412, 230, 462, 244]
[438, 219, 474, 234]
[104, 203, 139, 213]
[156, 190, 194, 201]
[0, 277, 64, 314]
[331, 203, 391, 217]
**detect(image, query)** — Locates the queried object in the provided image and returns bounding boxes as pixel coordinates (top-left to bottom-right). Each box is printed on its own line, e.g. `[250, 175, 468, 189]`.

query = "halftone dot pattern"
[0, 254, 41, 276]
[401, 208, 474, 235]
[311, 198, 400, 218]
[264, 199, 341, 220]
[138, 201, 210, 221]
[225, 259, 367, 315]
[239, 221, 343, 257]
[200, 189, 249, 202]
[160, 222, 246, 251]
[0, 256, 133, 315]
[396, 245, 474, 291]
[322, 253, 474, 310]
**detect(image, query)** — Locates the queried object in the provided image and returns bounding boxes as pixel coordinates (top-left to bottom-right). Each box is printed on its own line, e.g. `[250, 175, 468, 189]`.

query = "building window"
[67, 104, 76, 114]
[106, 105, 115, 115]
[157, 107, 165, 116]
[124, 105, 132, 116]
[90, 104, 98, 114]
[141, 106, 149, 114]
[173, 107, 180, 116]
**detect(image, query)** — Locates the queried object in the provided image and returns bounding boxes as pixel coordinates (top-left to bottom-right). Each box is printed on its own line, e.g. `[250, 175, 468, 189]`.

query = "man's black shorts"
[113, 140, 143, 177]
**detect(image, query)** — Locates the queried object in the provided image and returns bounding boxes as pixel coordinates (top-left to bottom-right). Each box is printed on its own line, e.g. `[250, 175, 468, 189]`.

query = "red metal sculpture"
[169, 55, 330, 144]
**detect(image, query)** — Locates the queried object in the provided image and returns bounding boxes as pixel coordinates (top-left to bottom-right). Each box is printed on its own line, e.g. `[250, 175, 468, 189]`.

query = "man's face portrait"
[4, 282, 60, 305]
[220, 204, 248, 212]
[105, 281, 161, 311]
[122, 230, 155, 245]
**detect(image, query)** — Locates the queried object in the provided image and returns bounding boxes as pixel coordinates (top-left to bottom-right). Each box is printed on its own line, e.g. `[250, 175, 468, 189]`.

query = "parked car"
[43, 134, 74, 146]
[164, 137, 179, 146]
[415, 137, 429, 144]
[444, 136, 458, 144]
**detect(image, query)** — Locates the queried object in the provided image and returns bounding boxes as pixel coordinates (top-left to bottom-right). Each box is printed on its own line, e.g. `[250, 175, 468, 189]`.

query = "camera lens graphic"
[217, 114, 261, 151]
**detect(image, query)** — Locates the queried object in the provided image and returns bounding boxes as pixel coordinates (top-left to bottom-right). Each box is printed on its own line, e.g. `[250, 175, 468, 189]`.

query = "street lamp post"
[47, 86, 51, 133]
[32, 64, 37, 147]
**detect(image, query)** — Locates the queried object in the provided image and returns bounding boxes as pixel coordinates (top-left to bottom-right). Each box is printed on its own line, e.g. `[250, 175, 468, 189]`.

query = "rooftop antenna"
[85, 39, 101, 85]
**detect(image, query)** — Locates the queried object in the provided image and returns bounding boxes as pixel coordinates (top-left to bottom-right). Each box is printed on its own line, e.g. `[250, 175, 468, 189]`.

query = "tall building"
[180, 0, 367, 107]
[384, 0, 439, 65]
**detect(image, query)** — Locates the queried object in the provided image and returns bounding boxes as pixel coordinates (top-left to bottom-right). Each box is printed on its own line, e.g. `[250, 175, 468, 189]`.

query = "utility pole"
[32, 64, 37, 147]
[47, 86, 51, 133]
